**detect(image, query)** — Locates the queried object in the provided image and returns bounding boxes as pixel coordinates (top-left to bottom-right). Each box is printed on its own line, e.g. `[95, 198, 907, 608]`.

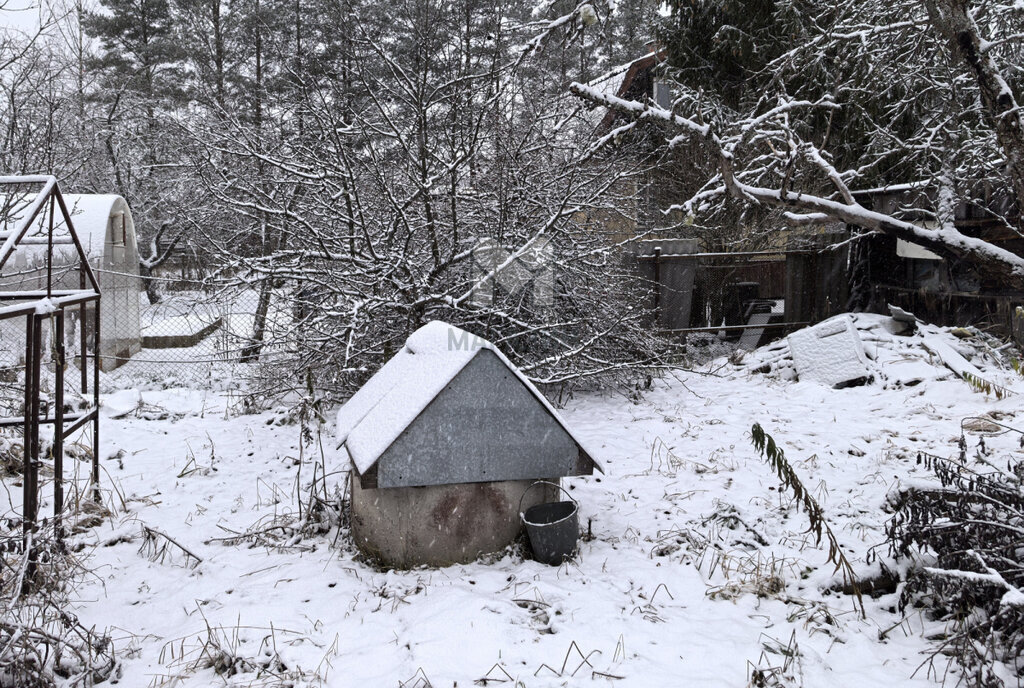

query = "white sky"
[0, 0, 44, 34]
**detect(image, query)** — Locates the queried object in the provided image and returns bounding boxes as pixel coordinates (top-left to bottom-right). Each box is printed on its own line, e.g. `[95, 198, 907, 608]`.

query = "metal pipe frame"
[0, 177, 101, 556]
[0, 291, 99, 320]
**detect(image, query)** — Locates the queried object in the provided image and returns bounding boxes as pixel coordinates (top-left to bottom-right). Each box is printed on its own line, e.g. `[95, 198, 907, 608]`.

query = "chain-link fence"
[93, 268, 279, 390]
[61, 245, 839, 390]
[0, 273, 252, 395]
[86, 251, 832, 389]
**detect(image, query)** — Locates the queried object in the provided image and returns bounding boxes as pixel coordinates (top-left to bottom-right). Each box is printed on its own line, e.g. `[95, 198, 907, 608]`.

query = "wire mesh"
[4, 235, 816, 393]
[95, 269, 271, 389]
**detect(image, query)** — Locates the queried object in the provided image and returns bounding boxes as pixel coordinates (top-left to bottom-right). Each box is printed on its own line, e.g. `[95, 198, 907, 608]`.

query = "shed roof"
[336, 321, 601, 476]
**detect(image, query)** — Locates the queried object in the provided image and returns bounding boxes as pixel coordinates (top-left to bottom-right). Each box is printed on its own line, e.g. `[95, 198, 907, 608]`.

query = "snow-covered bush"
[175, 1, 673, 402]
[888, 440, 1024, 686]
[0, 520, 116, 687]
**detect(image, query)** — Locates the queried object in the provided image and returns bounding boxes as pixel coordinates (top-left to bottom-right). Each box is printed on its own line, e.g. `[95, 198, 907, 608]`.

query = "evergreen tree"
[83, 0, 183, 108]
[82, 0, 191, 302]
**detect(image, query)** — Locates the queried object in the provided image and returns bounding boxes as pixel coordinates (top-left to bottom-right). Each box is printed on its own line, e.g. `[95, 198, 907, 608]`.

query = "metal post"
[79, 274, 87, 394]
[26, 315, 43, 575]
[54, 311, 65, 532]
[22, 314, 34, 555]
[92, 297, 100, 502]
[653, 246, 662, 326]
[46, 194, 54, 298]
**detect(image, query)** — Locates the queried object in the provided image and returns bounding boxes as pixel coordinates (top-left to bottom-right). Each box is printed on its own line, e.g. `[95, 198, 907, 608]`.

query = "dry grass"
[0, 517, 117, 688]
[151, 616, 332, 688]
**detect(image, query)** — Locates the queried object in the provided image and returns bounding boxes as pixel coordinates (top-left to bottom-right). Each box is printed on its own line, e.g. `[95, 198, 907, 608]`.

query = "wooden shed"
[336, 321, 600, 568]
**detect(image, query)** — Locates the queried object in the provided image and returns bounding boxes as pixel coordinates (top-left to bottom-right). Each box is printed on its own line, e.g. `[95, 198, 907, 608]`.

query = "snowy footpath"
[28, 314, 1024, 687]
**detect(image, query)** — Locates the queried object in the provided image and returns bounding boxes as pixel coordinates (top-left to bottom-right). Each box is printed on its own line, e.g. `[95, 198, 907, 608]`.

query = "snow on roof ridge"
[585, 51, 658, 88]
[336, 320, 601, 476]
[404, 319, 489, 355]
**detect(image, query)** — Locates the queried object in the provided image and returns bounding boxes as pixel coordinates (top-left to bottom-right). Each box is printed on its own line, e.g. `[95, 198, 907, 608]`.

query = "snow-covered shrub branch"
[0, 520, 116, 687]
[888, 444, 1024, 685]
[176, 0, 676, 398]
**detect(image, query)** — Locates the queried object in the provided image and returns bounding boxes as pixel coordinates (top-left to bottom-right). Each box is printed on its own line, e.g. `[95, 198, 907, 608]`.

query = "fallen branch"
[139, 525, 203, 568]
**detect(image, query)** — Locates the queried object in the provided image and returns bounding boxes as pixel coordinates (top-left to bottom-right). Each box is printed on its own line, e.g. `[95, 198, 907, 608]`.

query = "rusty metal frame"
[0, 176, 101, 560]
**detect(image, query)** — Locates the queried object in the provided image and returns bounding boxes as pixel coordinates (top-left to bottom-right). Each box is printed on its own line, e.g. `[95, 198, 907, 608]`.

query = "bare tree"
[179, 0, 670, 395]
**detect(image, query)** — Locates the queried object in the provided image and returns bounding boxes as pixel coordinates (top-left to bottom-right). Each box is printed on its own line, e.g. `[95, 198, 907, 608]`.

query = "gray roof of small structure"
[336, 321, 601, 477]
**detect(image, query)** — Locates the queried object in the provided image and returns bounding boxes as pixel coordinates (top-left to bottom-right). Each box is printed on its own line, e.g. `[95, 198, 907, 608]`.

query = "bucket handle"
[518, 480, 577, 519]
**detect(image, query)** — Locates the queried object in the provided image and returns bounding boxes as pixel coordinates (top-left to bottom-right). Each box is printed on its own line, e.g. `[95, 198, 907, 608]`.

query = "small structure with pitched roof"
[336, 321, 600, 567]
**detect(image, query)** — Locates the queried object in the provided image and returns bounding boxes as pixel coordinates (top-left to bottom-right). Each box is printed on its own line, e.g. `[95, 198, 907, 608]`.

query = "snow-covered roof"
[62, 194, 126, 255]
[1, 193, 127, 262]
[336, 321, 601, 476]
[586, 51, 660, 100]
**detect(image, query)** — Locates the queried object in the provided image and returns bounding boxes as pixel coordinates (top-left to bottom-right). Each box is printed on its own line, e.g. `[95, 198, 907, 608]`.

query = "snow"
[32, 296, 56, 314]
[579, 3, 597, 26]
[787, 315, 871, 387]
[55, 194, 123, 256]
[896, 238, 942, 260]
[920, 335, 984, 380]
[730, 178, 1024, 276]
[584, 52, 658, 101]
[102, 388, 143, 418]
[336, 321, 601, 476]
[0, 289, 98, 319]
[569, 81, 715, 139]
[6, 314, 1024, 686]
[141, 312, 220, 338]
[744, 313, 1016, 395]
[1002, 587, 1024, 608]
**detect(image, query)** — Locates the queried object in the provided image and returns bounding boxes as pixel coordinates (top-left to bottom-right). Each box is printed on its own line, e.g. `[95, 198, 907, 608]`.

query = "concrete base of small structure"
[350, 474, 560, 568]
[142, 316, 223, 349]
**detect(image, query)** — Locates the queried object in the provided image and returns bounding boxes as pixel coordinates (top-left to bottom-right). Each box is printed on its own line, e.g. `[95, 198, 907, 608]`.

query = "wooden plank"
[738, 312, 772, 351]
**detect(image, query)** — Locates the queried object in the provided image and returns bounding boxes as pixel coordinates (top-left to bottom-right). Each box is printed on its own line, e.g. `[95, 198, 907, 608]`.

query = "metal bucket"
[519, 481, 579, 565]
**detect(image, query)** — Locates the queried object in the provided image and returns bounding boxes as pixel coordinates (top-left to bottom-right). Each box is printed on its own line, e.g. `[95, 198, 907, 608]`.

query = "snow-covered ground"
[7, 313, 1024, 687]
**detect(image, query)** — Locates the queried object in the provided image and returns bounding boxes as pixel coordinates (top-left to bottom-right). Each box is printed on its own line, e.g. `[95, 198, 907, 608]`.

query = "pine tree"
[83, 0, 189, 303]
[83, 0, 183, 109]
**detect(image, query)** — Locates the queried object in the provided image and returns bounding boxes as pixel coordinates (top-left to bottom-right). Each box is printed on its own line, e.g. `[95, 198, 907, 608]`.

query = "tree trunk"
[139, 263, 161, 304]
[240, 280, 272, 362]
[925, 0, 1024, 215]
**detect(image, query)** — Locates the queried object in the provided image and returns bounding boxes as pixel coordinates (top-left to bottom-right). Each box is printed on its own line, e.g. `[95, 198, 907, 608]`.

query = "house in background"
[584, 48, 793, 343]
[584, 46, 1024, 343]
[589, 44, 671, 134]
[851, 183, 1024, 338]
